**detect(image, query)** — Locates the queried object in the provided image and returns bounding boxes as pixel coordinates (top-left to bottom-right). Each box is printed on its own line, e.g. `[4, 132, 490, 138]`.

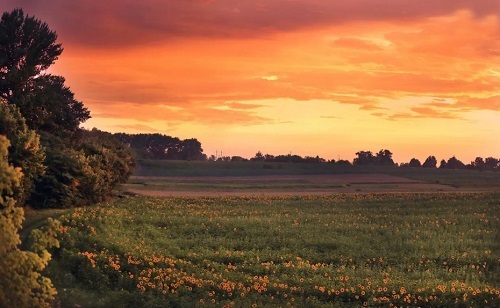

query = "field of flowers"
[51, 193, 499, 307]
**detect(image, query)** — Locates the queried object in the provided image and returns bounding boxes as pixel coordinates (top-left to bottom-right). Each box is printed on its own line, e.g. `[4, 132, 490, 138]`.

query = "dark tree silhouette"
[0, 9, 90, 134]
[336, 159, 352, 167]
[471, 157, 485, 170]
[0, 9, 62, 103]
[252, 151, 265, 161]
[422, 156, 437, 168]
[408, 158, 421, 167]
[376, 149, 395, 166]
[484, 157, 499, 170]
[353, 151, 375, 165]
[114, 133, 205, 160]
[180, 138, 205, 160]
[22, 75, 90, 135]
[445, 156, 465, 169]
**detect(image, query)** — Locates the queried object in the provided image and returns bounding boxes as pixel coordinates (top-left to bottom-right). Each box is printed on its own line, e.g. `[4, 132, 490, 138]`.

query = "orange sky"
[1, 1, 499, 163]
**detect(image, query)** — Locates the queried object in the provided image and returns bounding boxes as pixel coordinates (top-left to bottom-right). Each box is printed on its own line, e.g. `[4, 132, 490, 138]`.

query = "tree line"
[114, 133, 205, 161]
[214, 150, 499, 171]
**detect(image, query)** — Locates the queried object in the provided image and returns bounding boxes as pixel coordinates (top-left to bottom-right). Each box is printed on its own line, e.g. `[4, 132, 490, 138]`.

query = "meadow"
[134, 160, 500, 190]
[48, 192, 500, 307]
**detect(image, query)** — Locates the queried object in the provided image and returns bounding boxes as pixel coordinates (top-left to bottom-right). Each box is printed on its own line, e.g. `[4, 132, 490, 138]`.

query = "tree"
[376, 149, 395, 166]
[336, 159, 352, 167]
[0, 9, 62, 104]
[471, 157, 485, 170]
[77, 129, 135, 203]
[353, 151, 374, 165]
[484, 157, 499, 170]
[408, 158, 421, 168]
[0, 103, 45, 205]
[439, 159, 447, 169]
[252, 151, 265, 162]
[422, 156, 437, 168]
[20, 75, 90, 135]
[0, 9, 89, 135]
[30, 133, 87, 208]
[0, 135, 60, 306]
[445, 156, 465, 169]
[179, 138, 205, 161]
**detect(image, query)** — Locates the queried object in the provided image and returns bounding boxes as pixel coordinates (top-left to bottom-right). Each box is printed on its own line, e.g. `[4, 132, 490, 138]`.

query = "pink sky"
[1, 0, 499, 162]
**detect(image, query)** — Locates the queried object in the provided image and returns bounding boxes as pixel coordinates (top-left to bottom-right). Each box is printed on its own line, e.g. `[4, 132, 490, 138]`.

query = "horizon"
[1, 1, 499, 163]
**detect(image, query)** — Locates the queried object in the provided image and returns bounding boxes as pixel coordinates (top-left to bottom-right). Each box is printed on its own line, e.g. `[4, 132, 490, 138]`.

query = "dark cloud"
[1, 0, 498, 48]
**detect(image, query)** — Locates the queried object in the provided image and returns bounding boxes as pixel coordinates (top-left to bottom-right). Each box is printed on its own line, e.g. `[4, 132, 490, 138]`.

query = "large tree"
[0, 9, 89, 134]
[0, 8, 62, 104]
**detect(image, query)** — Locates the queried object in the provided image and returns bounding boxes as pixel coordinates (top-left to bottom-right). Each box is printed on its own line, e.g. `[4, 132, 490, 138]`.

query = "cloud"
[454, 95, 500, 111]
[1, 0, 498, 48]
[2, 2, 497, 126]
[91, 102, 271, 126]
[226, 102, 265, 110]
[331, 38, 383, 50]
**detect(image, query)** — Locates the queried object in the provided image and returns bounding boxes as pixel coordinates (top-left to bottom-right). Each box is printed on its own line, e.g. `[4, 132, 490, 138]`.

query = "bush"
[0, 135, 60, 307]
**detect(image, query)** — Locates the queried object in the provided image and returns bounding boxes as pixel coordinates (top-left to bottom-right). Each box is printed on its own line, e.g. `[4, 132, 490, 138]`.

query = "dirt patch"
[124, 174, 475, 197]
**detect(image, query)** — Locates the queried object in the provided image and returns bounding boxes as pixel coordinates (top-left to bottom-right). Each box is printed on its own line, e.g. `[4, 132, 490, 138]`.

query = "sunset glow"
[2, 0, 499, 162]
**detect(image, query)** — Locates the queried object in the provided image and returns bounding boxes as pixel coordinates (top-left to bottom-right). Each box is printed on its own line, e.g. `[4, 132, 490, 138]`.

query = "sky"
[1, 0, 499, 163]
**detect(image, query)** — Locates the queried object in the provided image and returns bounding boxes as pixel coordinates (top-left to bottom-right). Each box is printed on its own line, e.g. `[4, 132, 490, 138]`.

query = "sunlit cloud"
[0, 0, 498, 161]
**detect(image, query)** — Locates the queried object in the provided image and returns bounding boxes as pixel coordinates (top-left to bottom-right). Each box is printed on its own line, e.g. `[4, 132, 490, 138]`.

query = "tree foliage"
[77, 129, 135, 204]
[18, 74, 90, 135]
[354, 149, 395, 166]
[30, 130, 135, 208]
[0, 103, 45, 204]
[422, 156, 437, 168]
[0, 135, 60, 307]
[408, 158, 421, 168]
[0, 9, 62, 104]
[114, 133, 205, 160]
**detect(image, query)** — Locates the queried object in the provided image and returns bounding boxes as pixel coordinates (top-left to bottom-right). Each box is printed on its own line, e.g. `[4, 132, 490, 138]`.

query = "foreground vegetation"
[49, 193, 499, 307]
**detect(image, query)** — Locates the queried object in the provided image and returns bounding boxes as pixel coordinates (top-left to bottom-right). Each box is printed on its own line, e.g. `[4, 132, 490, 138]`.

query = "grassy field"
[47, 193, 499, 307]
[134, 160, 500, 190]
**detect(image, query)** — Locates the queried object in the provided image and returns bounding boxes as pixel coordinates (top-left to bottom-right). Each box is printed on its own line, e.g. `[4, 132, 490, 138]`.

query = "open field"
[124, 174, 466, 197]
[21, 161, 499, 306]
[126, 160, 500, 196]
[48, 193, 499, 307]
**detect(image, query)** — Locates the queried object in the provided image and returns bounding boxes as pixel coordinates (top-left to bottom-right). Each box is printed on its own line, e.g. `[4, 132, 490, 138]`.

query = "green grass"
[48, 193, 500, 307]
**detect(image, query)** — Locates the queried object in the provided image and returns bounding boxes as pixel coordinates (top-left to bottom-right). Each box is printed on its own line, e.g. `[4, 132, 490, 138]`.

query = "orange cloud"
[1, 2, 498, 161]
[1, 0, 498, 48]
